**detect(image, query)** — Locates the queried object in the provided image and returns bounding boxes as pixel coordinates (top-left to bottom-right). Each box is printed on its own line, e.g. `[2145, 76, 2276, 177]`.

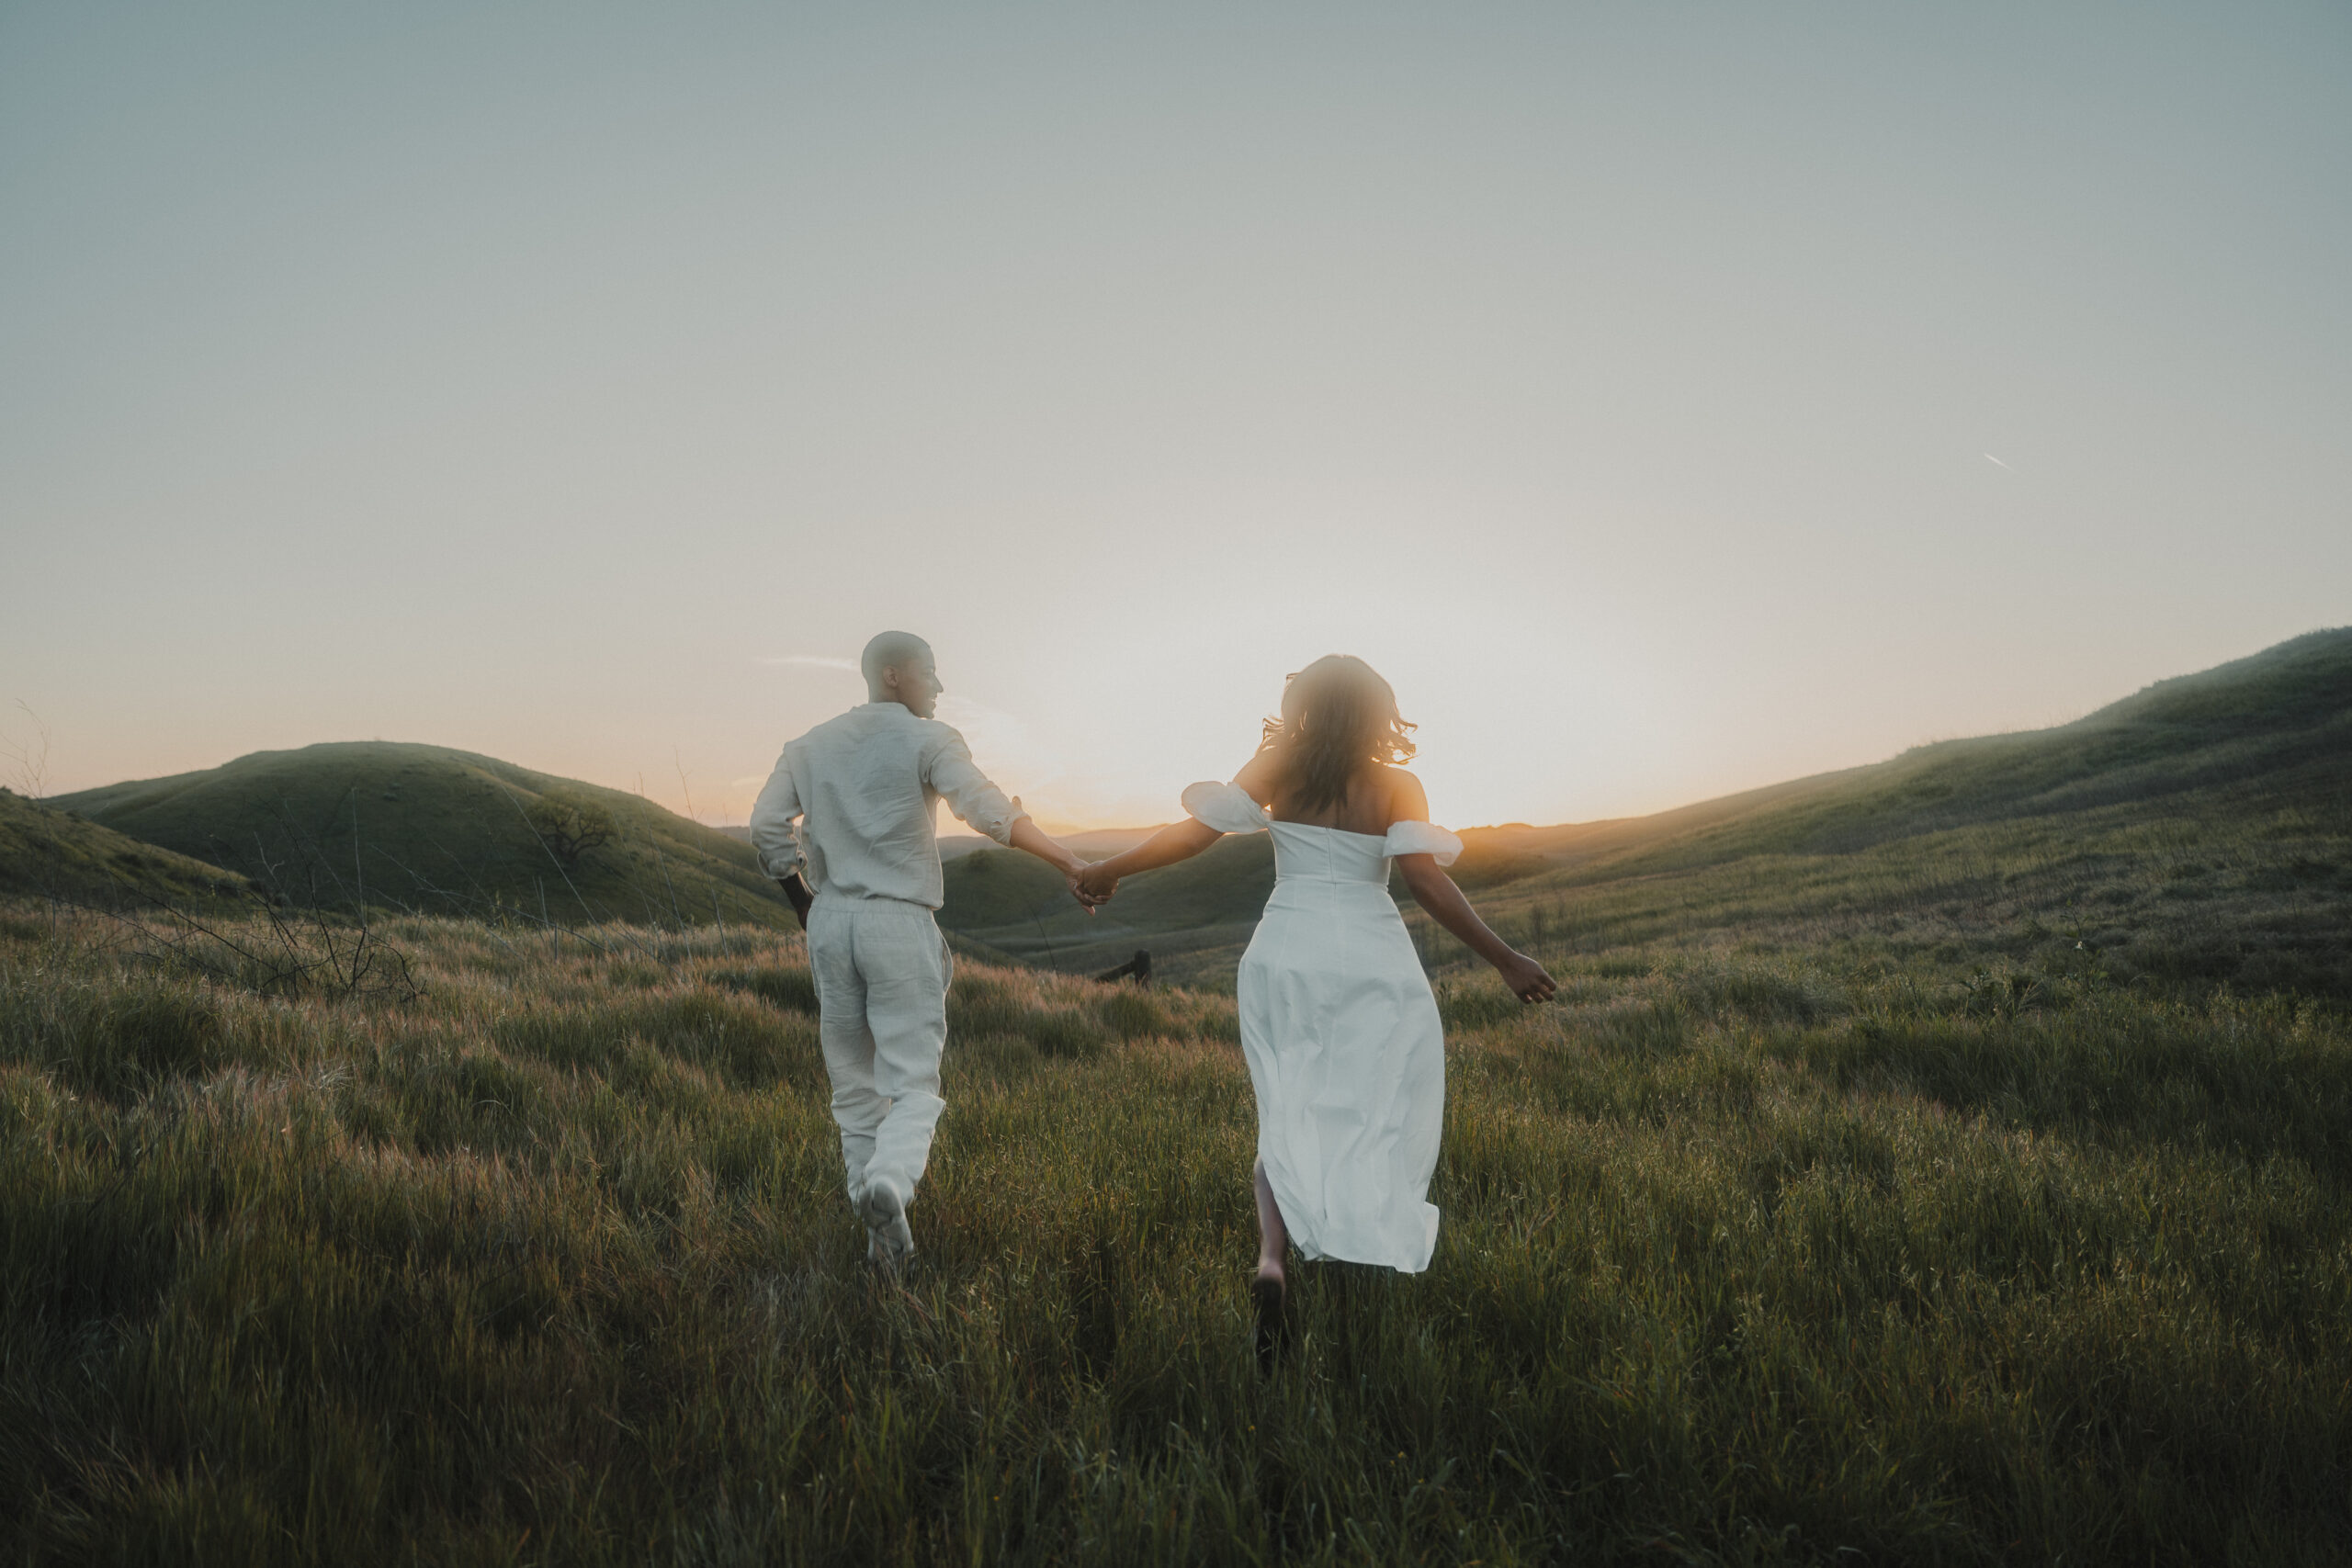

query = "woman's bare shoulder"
[1374, 764, 1430, 822]
[1231, 745, 1283, 804]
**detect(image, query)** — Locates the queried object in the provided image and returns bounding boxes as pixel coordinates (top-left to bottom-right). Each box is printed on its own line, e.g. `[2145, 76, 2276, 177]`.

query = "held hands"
[1063, 857, 1116, 912]
[1069, 860, 1120, 908]
[1498, 951, 1557, 1004]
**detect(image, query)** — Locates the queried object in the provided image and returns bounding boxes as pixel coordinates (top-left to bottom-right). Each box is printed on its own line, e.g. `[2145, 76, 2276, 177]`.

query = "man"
[749, 631, 1094, 1272]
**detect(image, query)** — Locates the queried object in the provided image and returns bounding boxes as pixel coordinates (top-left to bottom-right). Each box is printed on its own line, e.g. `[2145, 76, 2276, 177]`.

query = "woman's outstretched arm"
[1075, 752, 1273, 900]
[1383, 770, 1555, 1002]
[1396, 855, 1556, 1002]
[1079, 818, 1222, 894]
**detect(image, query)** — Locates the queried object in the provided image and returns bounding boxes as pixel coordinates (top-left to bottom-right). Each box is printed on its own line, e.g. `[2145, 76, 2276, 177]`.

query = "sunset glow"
[5, 5, 2345, 829]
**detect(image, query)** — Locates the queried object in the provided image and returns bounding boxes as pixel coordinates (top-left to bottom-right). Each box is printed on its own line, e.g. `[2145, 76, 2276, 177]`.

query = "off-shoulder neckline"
[1269, 818, 1382, 839]
[1186, 782, 1451, 843]
[1269, 818, 1442, 840]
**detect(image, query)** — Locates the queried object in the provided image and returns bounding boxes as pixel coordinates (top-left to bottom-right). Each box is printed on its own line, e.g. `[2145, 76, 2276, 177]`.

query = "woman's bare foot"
[1251, 1269, 1287, 1374]
[1251, 1158, 1290, 1372]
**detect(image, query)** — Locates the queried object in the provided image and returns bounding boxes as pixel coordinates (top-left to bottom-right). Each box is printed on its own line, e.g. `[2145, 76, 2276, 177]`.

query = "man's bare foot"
[859, 1175, 916, 1275]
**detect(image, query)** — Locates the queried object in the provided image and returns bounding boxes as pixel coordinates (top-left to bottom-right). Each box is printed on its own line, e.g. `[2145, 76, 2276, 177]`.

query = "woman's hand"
[1072, 862, 1120, 904]
[1497, 951, 1556, 1004]
[1064, 868, 1106, 911]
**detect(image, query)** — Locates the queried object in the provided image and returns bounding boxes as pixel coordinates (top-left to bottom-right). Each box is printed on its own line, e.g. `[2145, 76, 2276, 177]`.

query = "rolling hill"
[941, 627, 2352, 992]
[0, 787, 256, 909]
[22, 629, 2346, 979]
[48, 742, 797, 929]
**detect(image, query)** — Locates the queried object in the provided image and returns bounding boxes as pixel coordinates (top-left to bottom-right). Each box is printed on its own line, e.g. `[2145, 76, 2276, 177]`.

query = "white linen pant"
[805, 895, 954, 1209]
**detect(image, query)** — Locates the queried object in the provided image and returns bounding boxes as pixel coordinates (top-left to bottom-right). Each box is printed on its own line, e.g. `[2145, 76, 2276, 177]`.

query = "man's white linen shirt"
[749, 703, 1023, 908]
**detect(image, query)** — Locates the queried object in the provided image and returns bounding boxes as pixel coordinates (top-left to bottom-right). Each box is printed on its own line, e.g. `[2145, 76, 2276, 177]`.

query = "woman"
[1075, 656, 1555, 1366]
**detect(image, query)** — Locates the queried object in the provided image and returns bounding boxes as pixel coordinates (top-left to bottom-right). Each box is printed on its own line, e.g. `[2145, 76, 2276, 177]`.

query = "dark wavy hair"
[1259, 655, 1419, 815]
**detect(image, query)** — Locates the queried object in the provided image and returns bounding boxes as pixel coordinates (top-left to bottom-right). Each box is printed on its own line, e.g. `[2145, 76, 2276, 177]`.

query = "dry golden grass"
[4, 898, 2349, 1564]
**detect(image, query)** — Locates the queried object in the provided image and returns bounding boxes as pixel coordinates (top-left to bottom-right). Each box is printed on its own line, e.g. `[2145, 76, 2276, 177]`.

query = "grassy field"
[6, 863, 2350, 1563]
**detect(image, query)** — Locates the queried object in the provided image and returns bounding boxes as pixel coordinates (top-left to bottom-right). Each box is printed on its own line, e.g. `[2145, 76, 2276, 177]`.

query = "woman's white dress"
[1182, 782, 1464, 1274]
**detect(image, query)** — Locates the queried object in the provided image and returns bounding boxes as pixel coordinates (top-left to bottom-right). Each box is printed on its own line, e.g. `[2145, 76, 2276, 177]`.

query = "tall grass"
[3, 903, 2348, 1564]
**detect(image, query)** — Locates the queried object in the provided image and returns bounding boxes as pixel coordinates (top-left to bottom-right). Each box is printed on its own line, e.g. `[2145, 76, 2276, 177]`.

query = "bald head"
[862, 631, 941, 717]
[861, 631, 930, 685]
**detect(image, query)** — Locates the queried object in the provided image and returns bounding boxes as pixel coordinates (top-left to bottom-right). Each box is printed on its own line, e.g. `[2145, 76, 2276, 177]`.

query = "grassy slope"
[1448, 629, 2352, 1001]
[0, 787, 254, 908]
[51, 741, 796, 930]
[1601, 624, 2352, 868]
[948, 627, 2351, 990]
[4, 906, 2350, 1562]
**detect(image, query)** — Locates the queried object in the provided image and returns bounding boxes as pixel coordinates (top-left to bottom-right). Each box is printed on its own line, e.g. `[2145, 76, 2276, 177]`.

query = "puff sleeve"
[1382, 820, 1463, 865]
[1180, 781, 1272, 835]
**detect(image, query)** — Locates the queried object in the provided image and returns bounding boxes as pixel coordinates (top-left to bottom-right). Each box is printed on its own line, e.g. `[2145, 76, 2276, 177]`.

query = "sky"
[4, 2, 2347, 830]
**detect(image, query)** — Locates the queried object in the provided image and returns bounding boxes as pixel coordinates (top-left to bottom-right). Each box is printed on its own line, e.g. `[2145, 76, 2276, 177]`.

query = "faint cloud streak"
[761, 654, 860, 671]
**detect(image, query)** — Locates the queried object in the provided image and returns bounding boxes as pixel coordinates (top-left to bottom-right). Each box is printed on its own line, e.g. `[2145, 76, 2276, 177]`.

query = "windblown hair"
[1259, 655, 1418, 815]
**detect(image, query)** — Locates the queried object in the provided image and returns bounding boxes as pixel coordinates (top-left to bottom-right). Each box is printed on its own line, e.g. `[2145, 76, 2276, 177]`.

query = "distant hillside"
[940, 825, 1169, 862]
[943, 628, 2352, 991]
[720, 823, 1168, 863]
[1486, 625, 2352, 877]
[0, 787, 254, 909]
[51, 743, 797, 929]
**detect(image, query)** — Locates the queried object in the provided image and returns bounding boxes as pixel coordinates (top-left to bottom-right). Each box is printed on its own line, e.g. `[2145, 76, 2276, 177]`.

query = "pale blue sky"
[4, 3, 2346, 828]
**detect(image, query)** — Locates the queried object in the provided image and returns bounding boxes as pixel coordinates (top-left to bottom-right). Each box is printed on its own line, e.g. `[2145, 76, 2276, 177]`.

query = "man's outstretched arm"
[930, 736, 1099, 908]
[1008, 815, 1092, 893]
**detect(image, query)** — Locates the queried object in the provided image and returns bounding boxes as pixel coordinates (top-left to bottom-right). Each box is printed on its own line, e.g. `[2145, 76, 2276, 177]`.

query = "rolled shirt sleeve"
[923, 728, 1025, 846]
[746, 746, 806, 881]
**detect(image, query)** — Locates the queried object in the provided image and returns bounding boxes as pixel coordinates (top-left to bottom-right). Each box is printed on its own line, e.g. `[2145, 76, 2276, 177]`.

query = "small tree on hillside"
[526, 792, 616, 866]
